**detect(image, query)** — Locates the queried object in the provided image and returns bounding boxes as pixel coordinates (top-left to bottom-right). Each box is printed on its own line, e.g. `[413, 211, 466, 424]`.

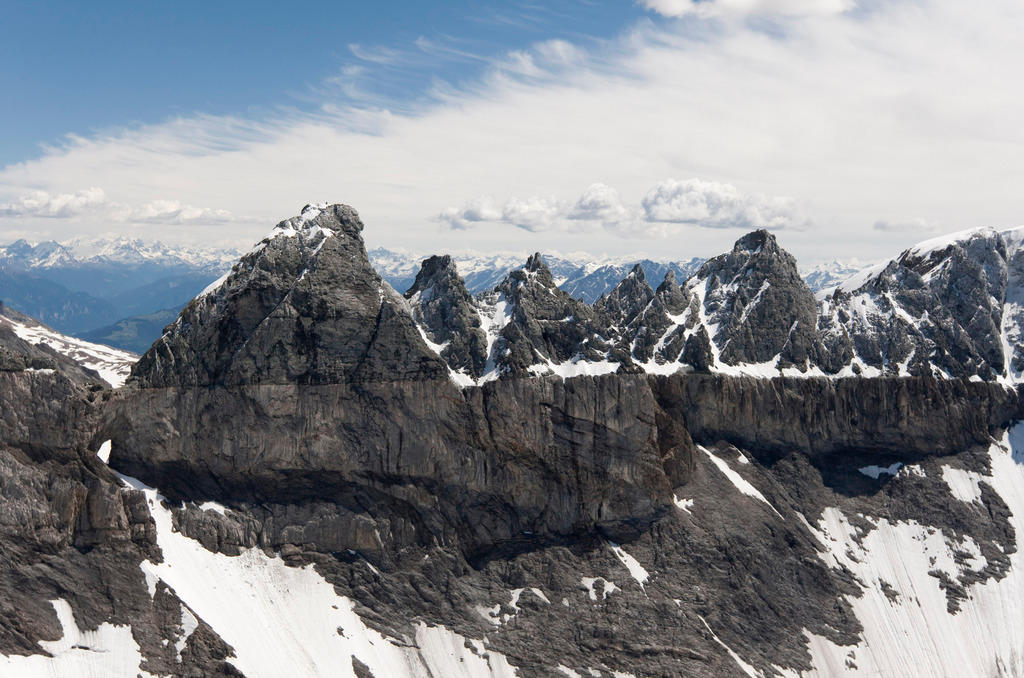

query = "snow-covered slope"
[0, 306, 137, 386]
[803, 423, 1024, 677]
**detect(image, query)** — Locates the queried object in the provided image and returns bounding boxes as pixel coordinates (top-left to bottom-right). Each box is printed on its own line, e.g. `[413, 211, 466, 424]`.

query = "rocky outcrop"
[404, 254, 489, 378]
[821, 228, 1014, 379]
[131, 203, 448, 388]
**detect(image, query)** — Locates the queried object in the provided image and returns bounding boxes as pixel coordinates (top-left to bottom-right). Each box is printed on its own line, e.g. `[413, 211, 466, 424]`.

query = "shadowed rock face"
[107, 375, 678, 562]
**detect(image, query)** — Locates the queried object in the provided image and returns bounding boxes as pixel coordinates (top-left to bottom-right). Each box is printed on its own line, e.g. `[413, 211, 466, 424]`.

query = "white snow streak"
[0, 599, 158, 678]
[700, 446, 783, 519]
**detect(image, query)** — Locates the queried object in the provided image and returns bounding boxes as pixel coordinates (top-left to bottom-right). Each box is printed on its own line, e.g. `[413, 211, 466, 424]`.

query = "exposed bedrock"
[651, 373, 1023, 462]
[106, 374, 676, 562]
[105, 371, 1023, 565]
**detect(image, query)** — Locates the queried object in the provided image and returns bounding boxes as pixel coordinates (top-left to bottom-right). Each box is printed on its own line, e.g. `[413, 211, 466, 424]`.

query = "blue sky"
[1, 0, 643, 167]
[2, 0, 1024, 265]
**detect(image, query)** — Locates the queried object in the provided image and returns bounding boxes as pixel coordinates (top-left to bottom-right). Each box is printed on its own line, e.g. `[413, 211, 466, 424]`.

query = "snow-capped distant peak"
[0, 235, 242, 270]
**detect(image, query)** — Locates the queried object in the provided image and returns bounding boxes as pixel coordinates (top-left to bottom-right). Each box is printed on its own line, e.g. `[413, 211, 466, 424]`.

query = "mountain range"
[0, 235, 861, 354]
[4, 204, 1023, 676]
[0, 237, 241, 349]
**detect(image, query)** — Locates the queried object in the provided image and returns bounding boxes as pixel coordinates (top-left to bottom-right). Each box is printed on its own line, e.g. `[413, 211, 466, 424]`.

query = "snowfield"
[802, 423, 1024, 677]
[1, 312, 137, 387]
[119, 468, 518, 678]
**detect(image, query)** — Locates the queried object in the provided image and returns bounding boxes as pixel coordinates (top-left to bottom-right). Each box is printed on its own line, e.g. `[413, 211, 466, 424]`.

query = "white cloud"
[439, 196, 503, 229]
[132, 200, 235, 225]
[0, 188, 236, 225]
[641, 178, 800, 229]
[440, 194, 568, 232]
[0, 187, 109, 218]
[568, 183, 631, 224]
[873, 217, 941, 233]
[440, 179, 795, 233]
[640, 0, 854, 19]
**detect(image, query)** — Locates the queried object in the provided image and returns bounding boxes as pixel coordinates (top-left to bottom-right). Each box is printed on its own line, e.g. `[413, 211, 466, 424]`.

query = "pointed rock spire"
[405, 255, 489, 378]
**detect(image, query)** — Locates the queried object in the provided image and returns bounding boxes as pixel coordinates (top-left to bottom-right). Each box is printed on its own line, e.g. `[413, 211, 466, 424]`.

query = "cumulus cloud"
[0, 187, 109, 218]
[568, 183, 630, 224]
[0, 188, 235, 225]
[642, 178, 800, 229]
[440, 179, 799, 234]
[438, 196, 503, 229]
[873, 217, 941, 233]
[440, 194, 568, 232]
[640, 0, 854, 19]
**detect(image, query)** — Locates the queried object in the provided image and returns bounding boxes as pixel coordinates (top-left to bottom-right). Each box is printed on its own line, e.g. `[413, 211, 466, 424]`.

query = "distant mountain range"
[0, 237, 241, 351]
[0, 236, 866, 353]
[368, 248, 707, 304]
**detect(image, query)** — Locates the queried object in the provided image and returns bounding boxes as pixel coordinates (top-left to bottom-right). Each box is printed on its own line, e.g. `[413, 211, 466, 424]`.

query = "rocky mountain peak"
[732, 228, 778, 255]
[655, 268, 689, 315]
[524, 251, 546, 273]
[694, 229, 823, 368]
[405, 255, 488, 379]
[596, 264, 655, 329]
[820, 227, 1014, 379]
[407, 254, 457, 289]
[130, 203, 447, 387]
[506, 252, 557, 290]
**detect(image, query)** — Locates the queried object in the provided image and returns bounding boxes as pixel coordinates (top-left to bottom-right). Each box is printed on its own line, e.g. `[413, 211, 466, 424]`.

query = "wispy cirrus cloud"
[873, 217, 941, 233]
[639, 0, 854, 19]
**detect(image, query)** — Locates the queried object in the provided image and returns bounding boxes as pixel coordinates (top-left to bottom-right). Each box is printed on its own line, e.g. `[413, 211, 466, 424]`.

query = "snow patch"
[607, 542, 649, 588]
[858, 463, 902, 479]
[673, 494, 694, 514]
[0, 599, 157, 677]
[941, 465, 984, 504]
[580, 577, 618, 601]
[700, 446, 783, 519]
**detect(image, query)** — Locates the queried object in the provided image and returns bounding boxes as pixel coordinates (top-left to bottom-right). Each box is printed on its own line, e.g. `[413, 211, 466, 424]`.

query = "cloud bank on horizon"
[1, 0, 1021, 264]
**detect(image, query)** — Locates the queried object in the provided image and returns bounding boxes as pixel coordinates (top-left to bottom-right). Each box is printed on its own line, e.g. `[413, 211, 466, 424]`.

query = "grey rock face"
[131, 204, 448, 387]
[690, 229, 826, 369]
[108, 374, 675, 561]
[404, 254, 489, 378]
[821, 229, 1012, 379]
